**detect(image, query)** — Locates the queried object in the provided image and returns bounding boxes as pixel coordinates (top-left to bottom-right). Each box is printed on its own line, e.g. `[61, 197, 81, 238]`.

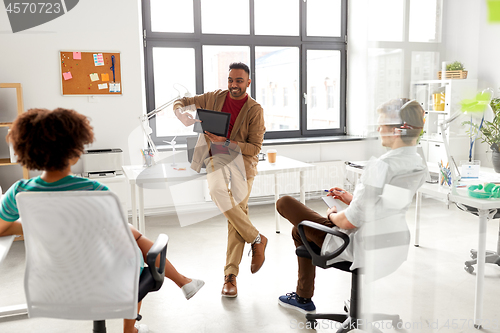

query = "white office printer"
[82, 149, 123, 178]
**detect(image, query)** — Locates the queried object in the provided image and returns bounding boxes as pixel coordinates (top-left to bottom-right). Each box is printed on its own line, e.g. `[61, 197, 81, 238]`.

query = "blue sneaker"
[278, 292, 316, 314]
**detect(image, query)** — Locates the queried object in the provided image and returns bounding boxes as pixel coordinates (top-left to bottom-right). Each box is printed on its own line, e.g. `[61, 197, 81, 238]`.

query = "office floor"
[1, 197, 500, 333]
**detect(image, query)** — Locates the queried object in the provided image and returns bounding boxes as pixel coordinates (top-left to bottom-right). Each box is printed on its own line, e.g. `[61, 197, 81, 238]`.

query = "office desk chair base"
[464, 250, 500, 273]
[464, 219, 500, 274]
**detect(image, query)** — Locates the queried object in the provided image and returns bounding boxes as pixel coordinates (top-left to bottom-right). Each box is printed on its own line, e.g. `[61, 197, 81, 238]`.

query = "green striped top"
[1, 175, 145, 275]
[0, 175, 108, 222]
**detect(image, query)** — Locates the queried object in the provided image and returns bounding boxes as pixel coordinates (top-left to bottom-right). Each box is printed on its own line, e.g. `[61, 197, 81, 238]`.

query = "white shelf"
[412, 79, 478, 165]
[424, 110, 449, 114]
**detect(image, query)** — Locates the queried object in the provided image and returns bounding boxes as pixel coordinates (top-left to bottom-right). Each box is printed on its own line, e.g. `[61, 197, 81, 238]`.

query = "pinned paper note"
[93, 53, 104, 66]
[63, 72, 73, 80]
[101, 73, 109, 81]
[89, 73, 99, 81]
[98, 83, 108, 90]
[109, 83, 121, 93]
[73, 52, 81, 60]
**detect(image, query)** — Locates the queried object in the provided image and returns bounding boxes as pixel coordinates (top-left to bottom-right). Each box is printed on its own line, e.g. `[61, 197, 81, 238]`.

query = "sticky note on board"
[101, 73, 109, 81]
[73, 52, 81, 60]
[98, 83, 108, 90]
[109, 83, 121, 93]
[93, 53, 104, 66]
[89, 73, 99, 81]
[63, 72, 72, 80]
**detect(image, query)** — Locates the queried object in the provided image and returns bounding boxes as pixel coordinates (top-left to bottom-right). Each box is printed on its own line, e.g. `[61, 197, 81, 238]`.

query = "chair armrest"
[297, 221, 350, 269]
[145, 233, 169, 288]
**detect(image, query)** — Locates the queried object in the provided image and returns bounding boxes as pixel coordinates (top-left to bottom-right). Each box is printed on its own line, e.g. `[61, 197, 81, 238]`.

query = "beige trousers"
[205, 154, 259, 276]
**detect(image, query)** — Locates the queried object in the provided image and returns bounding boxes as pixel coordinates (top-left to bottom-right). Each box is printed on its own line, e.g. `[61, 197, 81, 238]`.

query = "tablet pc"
[193, 109, 231, 138]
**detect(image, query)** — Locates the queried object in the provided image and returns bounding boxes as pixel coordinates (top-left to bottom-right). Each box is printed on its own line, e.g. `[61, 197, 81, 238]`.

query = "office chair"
[17, 191, 168, 333]
[455, 204, 500, 273]
[296, 170, 427, 332]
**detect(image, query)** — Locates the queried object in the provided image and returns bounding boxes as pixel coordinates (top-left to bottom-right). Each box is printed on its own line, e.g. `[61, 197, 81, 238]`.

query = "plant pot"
[492, 150, 500, 173]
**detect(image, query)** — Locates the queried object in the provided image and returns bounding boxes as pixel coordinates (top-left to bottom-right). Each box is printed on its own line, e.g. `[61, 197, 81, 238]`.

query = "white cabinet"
[411, 79, 478, 165]
[92, 175, 130, 215]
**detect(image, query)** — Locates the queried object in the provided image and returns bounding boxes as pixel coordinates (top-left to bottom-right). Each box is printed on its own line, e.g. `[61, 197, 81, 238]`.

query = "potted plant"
[464, 96, 500, 172]
[438, 61, 468, 79]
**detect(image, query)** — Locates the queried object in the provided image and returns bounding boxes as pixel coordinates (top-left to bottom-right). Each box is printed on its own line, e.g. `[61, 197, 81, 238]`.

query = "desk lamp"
[440, 88, 493, 195]
[140, 84, 191, 162]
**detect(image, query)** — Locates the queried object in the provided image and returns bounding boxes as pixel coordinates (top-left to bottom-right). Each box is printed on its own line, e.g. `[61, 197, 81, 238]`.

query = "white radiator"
[203, 160, 346, 203]
[249, 160, 346, 201]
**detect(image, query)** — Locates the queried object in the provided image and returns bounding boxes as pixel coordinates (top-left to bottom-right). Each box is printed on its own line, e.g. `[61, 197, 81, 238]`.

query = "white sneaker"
[181, 278, 205, 300]
[134, 323, 149, 333]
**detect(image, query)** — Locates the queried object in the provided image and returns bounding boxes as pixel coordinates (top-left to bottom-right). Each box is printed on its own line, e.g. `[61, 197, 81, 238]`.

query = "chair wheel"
[392, 318, 403, 328]
[465, 265, 474, 274]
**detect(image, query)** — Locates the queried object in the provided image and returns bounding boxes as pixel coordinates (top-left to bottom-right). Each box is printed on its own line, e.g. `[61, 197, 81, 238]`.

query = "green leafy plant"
[446, 61, 466, 71]
[463, 97, 500, 152]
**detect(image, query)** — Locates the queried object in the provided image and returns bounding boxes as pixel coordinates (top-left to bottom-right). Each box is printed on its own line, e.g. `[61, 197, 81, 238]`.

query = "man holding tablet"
[173, 62, 267, 298]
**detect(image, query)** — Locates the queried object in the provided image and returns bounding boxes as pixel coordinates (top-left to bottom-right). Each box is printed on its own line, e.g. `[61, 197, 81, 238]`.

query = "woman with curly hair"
[0, 108, 204, 333]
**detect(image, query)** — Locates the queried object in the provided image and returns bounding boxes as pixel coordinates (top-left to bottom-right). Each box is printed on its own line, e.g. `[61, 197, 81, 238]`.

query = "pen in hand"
[324, 189, 345, 194]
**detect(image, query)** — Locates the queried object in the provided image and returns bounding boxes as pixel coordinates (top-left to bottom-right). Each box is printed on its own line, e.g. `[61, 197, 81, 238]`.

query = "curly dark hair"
[6, 108, 94, 171]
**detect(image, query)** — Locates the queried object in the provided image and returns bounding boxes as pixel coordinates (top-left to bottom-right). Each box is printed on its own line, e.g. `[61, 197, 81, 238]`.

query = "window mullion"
[193, 0, 202, 37]
[144, 0, 348, 143]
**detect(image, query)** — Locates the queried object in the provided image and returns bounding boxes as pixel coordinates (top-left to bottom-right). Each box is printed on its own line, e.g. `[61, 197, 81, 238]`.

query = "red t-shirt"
[211, 93, 248, 155]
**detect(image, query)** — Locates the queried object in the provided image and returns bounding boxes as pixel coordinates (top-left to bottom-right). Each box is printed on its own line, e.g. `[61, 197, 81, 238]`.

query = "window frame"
[142, 0, 348, 145]
[367, 0, 444, 97]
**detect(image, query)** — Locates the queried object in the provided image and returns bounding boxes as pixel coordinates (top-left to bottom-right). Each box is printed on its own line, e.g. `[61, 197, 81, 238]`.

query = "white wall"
[0, 0, 146, 191]
[346, 0, 370, 137]
[442, 0, 500, 167]
[442, 0, 481, 81]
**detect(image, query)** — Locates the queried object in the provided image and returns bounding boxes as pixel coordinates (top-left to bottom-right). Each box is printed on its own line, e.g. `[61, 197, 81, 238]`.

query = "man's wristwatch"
[223, 139, 231, 147]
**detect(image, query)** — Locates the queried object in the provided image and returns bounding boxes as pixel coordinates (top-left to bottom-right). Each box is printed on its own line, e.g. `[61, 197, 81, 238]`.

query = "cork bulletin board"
[59, 51, 122, 95]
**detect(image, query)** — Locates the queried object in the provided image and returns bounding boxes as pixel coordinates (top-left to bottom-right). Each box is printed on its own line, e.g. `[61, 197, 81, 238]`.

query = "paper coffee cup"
[267, 149, 277, 164]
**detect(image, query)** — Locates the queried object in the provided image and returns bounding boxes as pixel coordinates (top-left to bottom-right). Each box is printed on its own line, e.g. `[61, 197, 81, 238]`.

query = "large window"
[367, 0, 443, 113]
[142, 0, 347, 145]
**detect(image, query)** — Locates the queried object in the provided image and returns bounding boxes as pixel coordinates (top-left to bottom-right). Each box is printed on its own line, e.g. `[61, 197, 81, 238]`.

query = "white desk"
[0, 235, 14, 264]
[345, 162, 364, 187]
[415, 176, 500, 329]
[0, 236, 28, 318]
[348, 161, 498, 328]
[123, 156, 315, 234]
[450, 191, 499, 329]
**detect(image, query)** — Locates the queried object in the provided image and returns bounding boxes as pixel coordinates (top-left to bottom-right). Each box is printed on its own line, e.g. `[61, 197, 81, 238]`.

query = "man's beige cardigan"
[173, 89, 265, 179]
